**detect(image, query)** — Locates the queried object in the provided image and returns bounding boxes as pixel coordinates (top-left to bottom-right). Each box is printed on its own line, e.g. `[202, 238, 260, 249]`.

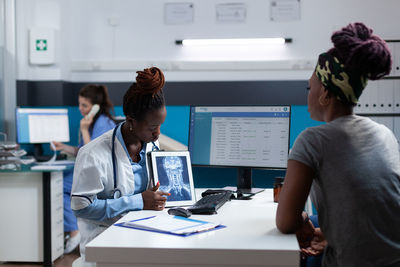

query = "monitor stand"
[33, 143, 66, 162]
[236, 167, 265, 194]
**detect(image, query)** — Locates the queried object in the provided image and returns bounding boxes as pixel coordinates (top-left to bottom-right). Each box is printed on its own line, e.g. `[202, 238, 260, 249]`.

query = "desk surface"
[0, 164, 72, 173]
[86, 189, 299, 267]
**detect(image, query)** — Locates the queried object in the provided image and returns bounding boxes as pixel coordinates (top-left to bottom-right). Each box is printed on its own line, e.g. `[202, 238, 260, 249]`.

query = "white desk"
[86, 189, 299, 267]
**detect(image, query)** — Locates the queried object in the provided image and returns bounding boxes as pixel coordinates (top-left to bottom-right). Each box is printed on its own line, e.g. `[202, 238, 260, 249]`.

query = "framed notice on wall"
[270, 0, 301, 22]
[216, 3, 247, 24]
[164, 3, 194, 25]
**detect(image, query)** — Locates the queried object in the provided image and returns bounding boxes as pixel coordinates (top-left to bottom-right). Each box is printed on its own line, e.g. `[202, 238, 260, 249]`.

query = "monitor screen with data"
[16, 108, 70, 144]
[188, 106, 291, 169]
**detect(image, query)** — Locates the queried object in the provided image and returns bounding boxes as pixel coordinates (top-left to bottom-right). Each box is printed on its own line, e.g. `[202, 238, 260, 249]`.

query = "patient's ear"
[318, 89, 331, 106]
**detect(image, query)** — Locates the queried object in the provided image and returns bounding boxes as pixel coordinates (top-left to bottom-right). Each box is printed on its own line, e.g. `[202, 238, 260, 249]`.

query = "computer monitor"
[16, 108, 70, 159]
[188, 105, 291, 193]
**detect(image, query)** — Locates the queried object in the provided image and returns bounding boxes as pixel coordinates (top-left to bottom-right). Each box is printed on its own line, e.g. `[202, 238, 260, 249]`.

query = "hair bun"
[135, 67, 165, 95]
[330, 22, 392, 80]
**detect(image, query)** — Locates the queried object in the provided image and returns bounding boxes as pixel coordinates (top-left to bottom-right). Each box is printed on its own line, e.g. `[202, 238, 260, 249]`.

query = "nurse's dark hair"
[328, 22, 391, 80]
[123, 67, 165, 121]
[79, 84, 115, 123]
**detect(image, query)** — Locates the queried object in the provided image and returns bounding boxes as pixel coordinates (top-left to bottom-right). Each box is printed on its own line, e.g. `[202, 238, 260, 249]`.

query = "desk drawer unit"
[50, 172, 64, 260]
[0, 171, 64, 262]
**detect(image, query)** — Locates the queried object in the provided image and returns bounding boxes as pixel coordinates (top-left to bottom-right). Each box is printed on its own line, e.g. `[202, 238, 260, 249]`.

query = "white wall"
[3, 0, 16, 139]
[0, 0, 5, 133]
[15, 0, 400, 82]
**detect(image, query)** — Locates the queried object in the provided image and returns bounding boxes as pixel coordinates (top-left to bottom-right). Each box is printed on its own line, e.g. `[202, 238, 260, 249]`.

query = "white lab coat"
[71, 128, 157, 264]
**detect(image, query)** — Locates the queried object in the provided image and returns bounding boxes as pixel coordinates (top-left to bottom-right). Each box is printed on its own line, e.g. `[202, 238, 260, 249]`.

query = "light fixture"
[175, 38, 292, 46]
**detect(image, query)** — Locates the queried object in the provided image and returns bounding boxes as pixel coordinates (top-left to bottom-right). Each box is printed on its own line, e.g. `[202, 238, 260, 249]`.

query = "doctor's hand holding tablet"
[142, 181, 171, 210]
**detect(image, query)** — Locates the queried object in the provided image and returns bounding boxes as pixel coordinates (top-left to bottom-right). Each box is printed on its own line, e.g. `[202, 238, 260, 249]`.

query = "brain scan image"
[156, 156, 191, 201]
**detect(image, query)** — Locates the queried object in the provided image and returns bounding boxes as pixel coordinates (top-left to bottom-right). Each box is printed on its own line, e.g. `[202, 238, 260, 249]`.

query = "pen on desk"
[195, 225, 217, 233]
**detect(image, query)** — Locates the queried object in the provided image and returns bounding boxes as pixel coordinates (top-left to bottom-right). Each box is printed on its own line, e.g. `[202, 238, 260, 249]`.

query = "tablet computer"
[147, 151, 196, 207]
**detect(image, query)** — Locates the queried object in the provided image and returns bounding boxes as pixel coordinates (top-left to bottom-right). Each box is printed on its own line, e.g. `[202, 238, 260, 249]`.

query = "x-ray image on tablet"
[149, 151, 196, 207]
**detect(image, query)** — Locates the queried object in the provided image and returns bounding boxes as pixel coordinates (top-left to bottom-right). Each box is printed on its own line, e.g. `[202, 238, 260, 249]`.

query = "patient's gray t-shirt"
[289, 115, 400, 267]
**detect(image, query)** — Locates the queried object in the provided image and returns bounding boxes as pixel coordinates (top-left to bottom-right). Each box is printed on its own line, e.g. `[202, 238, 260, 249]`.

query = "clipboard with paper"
[115, 214, 225, 236]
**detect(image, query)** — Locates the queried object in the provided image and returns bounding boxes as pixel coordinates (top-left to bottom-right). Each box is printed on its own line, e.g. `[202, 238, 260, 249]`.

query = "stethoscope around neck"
[111, 123, 159, 199]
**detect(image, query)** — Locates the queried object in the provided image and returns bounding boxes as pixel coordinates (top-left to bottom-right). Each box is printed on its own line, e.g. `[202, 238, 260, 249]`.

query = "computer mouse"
[168, 207, 192, 218]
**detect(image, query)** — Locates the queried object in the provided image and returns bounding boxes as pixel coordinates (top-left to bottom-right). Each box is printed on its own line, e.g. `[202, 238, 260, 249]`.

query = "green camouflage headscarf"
[315, 52, 368, 105]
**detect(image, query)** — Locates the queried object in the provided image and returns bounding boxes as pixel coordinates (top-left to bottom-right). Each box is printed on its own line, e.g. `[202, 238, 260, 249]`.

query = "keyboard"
[188, 191, 233, 214]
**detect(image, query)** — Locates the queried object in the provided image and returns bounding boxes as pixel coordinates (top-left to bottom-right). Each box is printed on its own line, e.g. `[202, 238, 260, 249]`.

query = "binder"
[394, 80, 400, 113]
[377, 80, 394, 113]
[387, 42, 396, 77]
[393, 117, 400, 141]
[379, 117, 394, 131]
[368, 116, 377, 124]
[115, 214, 225, 236]
[356, 87, 367, 114]
[369, 116, 394, 132]
[357, 81, 378, 114]
[367, 81, 379, 114]
[395, 42, 400, 77]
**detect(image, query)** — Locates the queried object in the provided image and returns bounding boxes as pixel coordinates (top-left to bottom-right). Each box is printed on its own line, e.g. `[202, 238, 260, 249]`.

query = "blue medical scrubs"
[63, 114, 116, 232]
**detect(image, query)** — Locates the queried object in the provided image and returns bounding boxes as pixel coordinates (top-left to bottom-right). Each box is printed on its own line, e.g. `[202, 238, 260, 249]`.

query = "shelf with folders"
[355, 78, 400, 115]
[356, 40, 400, 113]
[355, 40, 400, 142]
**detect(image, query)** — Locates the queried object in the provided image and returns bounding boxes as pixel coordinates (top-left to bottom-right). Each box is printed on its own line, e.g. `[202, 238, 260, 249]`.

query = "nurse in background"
[71, 67, 169, 264]
[53, 84, 116, 254]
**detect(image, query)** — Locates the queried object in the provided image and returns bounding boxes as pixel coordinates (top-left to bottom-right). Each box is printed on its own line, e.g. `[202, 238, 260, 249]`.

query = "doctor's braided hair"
[123, 67, 165, 121]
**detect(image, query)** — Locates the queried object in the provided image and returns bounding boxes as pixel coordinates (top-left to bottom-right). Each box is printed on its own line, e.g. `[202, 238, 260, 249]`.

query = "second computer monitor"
[188, 105, 291, 192]
[16, 108, 70, 144]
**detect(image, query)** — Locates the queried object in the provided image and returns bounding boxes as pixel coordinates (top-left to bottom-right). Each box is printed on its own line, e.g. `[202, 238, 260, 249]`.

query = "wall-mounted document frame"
[270, 0, 301, 22]
[148, 151, 196, 207]
[216, 3, 247, 24]
[164, 3, 194, 25]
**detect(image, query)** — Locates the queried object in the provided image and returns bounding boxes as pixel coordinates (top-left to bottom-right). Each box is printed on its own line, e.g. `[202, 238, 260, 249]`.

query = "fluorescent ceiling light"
[176, 38, 292, 46]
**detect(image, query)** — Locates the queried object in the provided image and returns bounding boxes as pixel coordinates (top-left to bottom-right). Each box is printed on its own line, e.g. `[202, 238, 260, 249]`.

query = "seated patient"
[276, 22, 400, 266]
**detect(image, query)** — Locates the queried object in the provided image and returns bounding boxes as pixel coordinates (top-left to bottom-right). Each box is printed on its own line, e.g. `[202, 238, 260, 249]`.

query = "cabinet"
[354, 40, 400, 141]
[0, 169, 64, 266]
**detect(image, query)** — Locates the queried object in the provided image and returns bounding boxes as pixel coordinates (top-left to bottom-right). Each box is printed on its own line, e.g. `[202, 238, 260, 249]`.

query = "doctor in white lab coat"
[71, 67, 170, 263]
